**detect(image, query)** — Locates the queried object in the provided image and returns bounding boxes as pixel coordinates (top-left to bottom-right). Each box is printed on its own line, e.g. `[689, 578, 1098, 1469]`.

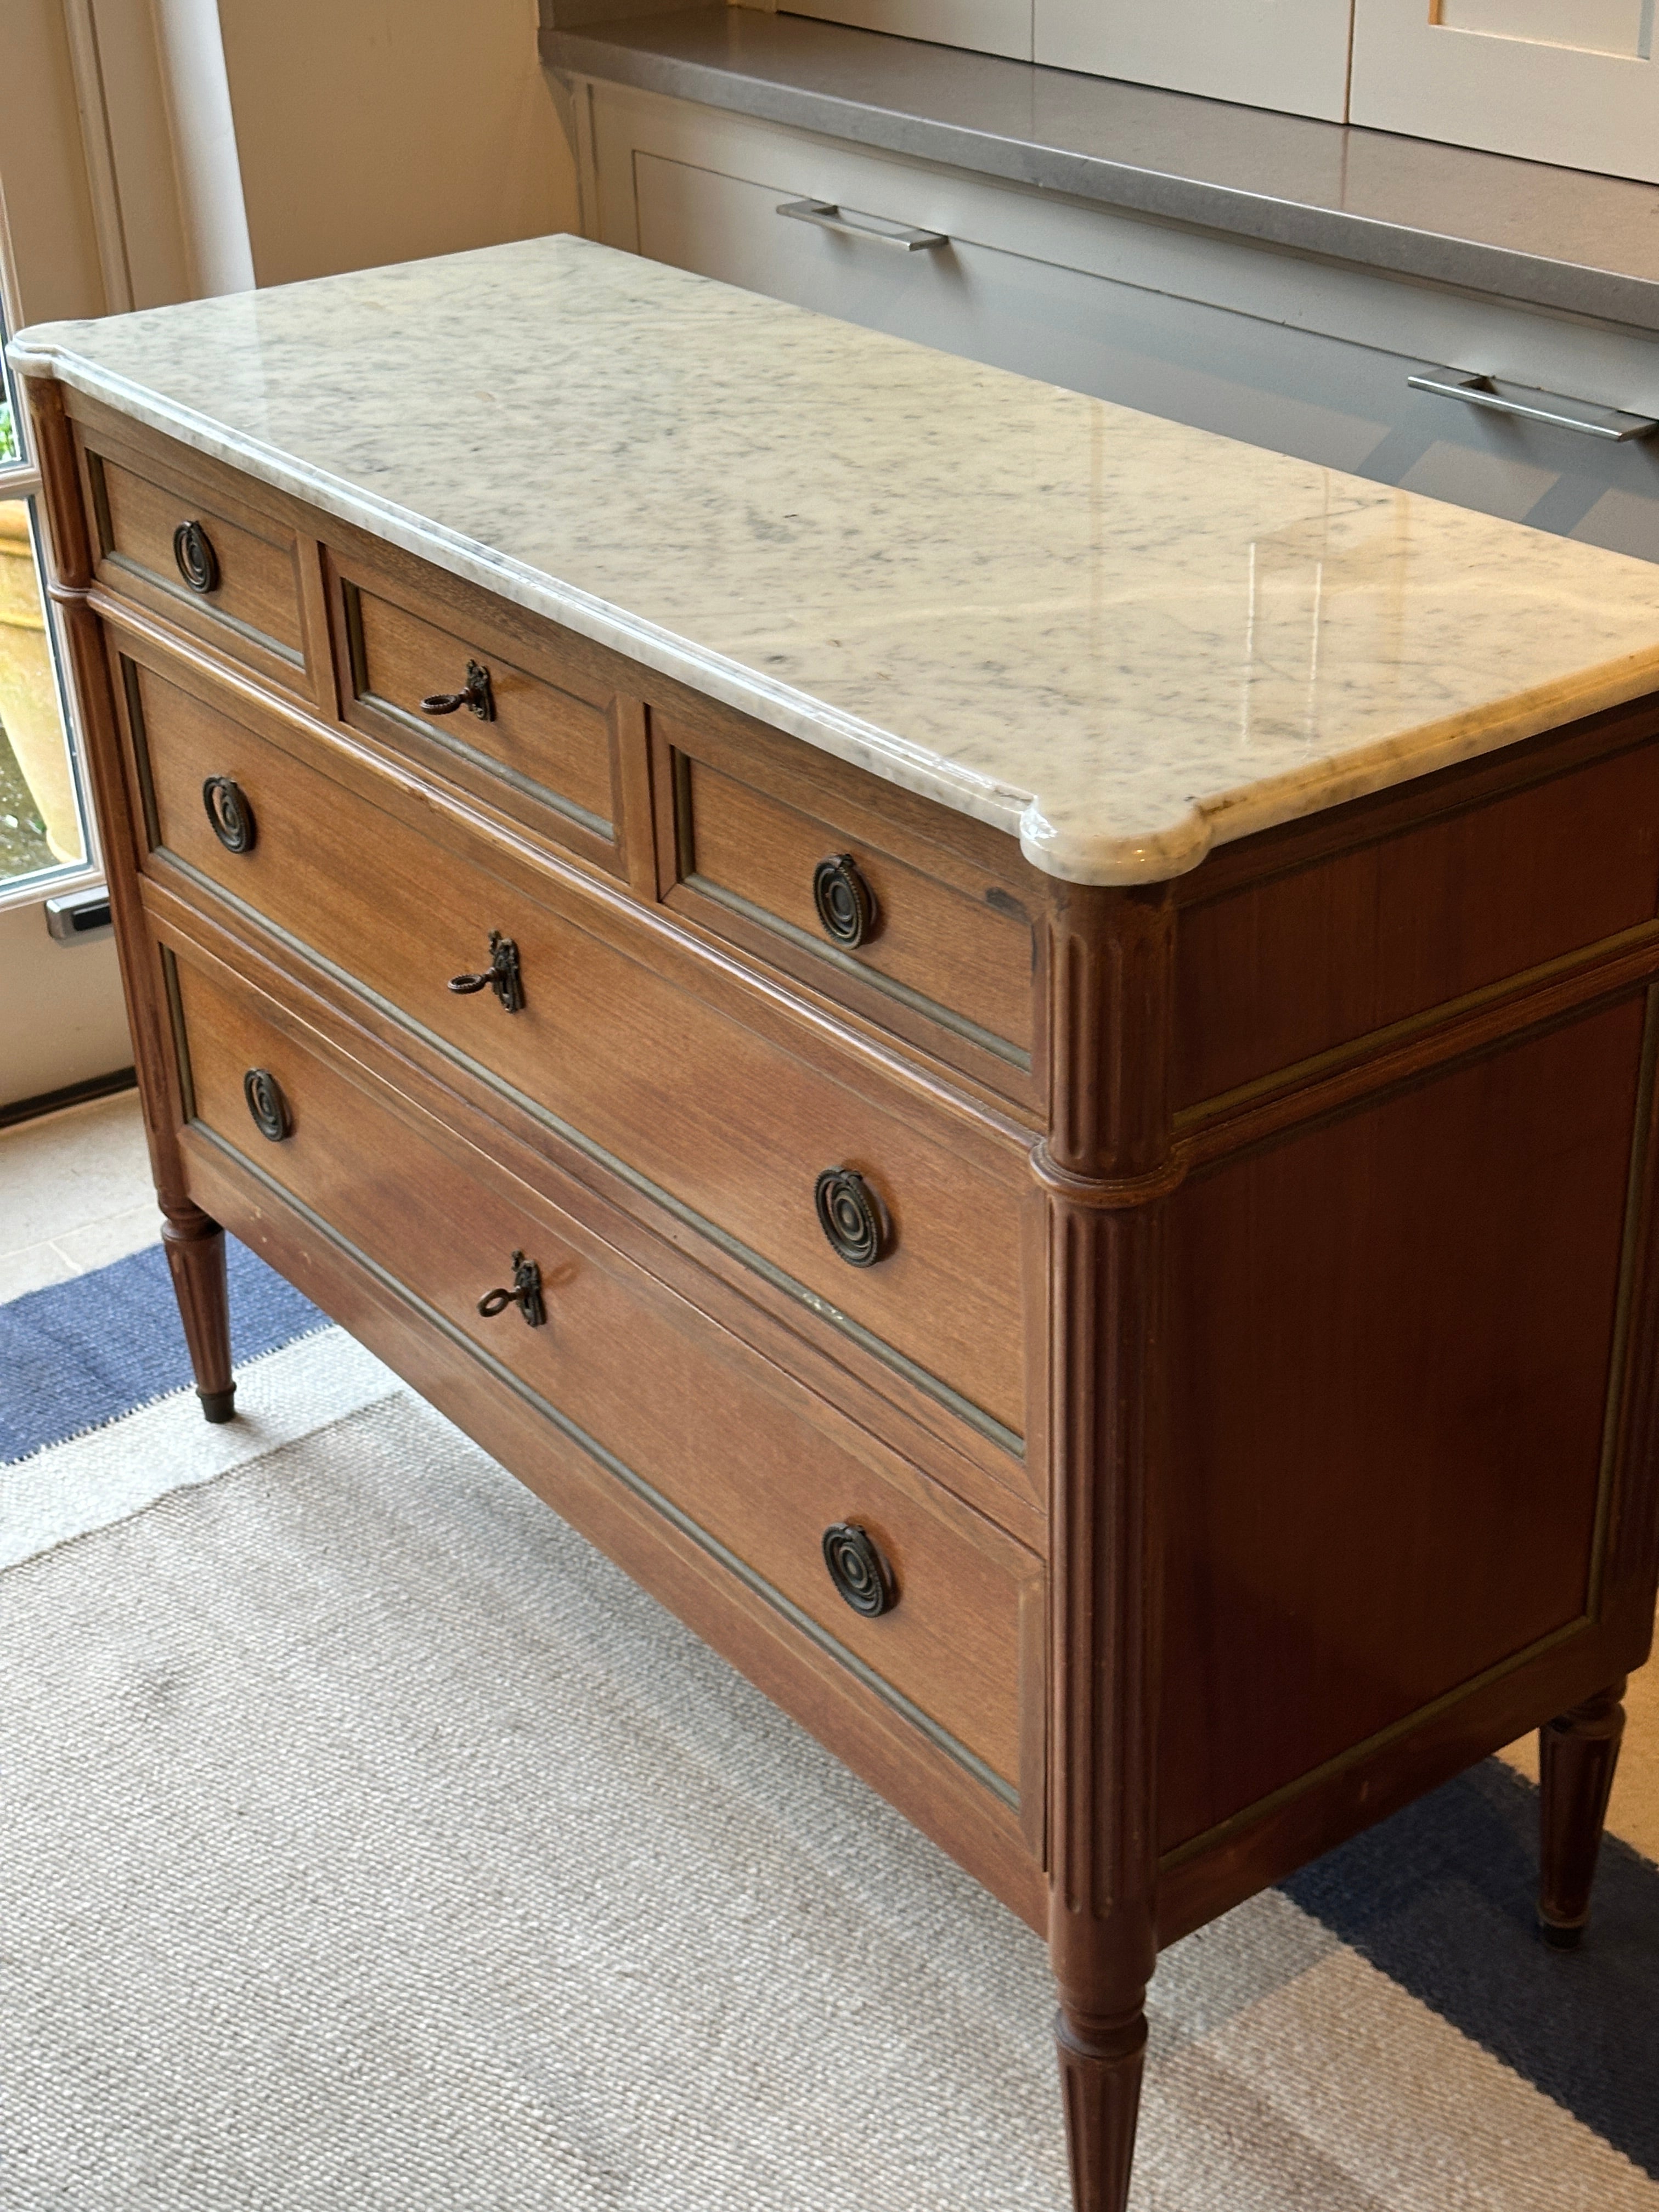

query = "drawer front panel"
[608, 94, 1659, 567]
[127, 653, 1027, 1439]
[86, 435, 314, 687]
[172, 951, 1031, 1790]
[336, 556, 622, 862]
[666, 719, 1034, 1064]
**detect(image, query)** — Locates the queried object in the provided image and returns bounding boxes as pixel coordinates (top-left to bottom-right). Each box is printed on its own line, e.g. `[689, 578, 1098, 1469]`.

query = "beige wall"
[218, 0, 579, 287]
[0, 1, 108, 324]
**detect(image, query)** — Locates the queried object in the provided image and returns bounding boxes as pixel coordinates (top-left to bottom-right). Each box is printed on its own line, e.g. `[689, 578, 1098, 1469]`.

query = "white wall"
[218, 0, 580, 287]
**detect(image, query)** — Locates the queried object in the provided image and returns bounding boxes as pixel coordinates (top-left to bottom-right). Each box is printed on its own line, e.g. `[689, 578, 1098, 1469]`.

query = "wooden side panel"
[1160, 994, 1649, 1852]
[1175, 730, 1659, 1107]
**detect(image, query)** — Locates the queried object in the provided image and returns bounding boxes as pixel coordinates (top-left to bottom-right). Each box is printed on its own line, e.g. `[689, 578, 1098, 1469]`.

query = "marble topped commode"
[20, 222, 1659, 2212]
[16, 232, 1659, 884]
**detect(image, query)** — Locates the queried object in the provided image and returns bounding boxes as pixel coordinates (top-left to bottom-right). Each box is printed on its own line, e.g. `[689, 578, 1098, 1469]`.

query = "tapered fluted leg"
[1057, 2002, 1147, 2212]
[1538, 1678, 1626, 1947]
[161, 1206, 236, 1423]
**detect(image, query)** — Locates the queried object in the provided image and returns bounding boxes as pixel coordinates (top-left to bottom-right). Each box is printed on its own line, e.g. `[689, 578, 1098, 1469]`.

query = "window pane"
[0, 495, 86, 880]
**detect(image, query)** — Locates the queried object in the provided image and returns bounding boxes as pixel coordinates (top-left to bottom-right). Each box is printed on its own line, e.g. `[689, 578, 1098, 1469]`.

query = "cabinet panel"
[1351, 0, 1659, 184]
[1035, 0, 1353, 123]
[629, 138, 1659, 564]
[783, 0, 1033, 61]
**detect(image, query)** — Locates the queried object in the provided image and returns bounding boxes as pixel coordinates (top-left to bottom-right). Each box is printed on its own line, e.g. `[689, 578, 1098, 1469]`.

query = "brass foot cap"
[1538, 1916, 1585, 1951]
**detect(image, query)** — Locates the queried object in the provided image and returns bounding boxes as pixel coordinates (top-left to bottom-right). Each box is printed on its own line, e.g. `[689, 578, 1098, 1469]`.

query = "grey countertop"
[543, 6, 1659, 335]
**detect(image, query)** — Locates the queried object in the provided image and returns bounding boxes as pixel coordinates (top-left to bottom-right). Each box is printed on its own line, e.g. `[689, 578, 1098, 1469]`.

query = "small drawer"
[330, 544, 631, 877]
[82, 426, 317, 698]
[171, 950, 1036, 1796]
[123, 646, 1029, 1446]
[656, 708, 1036, 1092]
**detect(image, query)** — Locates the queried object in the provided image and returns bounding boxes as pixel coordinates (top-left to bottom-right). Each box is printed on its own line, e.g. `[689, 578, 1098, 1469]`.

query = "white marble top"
[15, 234, 1659, 883]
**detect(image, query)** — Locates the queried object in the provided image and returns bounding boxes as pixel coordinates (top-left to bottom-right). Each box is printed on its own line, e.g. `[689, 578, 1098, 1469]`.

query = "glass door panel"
[0, 319, 89, 892]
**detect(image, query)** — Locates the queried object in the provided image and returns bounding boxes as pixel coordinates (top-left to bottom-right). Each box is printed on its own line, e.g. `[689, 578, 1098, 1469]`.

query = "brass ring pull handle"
[448, 929, 523, 1014]
[242, 1068, 292, 1143]
[173, 519, 219, 594]
[812, 854, 878, 949]
[814, 1167, 891, 1267]
[420, 659, 495, 722]
[202, 775, 256, 854]
[822, 1522, 898, 1616]
[477, 1250, 546, 1328]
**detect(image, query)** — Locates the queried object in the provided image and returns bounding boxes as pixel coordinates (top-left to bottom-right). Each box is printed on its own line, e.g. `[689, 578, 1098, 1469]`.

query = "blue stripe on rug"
[1283, 1756, 1659, 2175]
[1, 1237, 326, 1464]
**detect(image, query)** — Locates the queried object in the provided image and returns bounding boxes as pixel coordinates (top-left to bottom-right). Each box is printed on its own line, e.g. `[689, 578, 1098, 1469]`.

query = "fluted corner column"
[23, 373, 236, 1425]
[1034, 879, 1177, 2212]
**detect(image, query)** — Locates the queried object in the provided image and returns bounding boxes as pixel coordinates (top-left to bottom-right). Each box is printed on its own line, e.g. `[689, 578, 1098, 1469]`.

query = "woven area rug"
[3, 1244, 1658, 2210]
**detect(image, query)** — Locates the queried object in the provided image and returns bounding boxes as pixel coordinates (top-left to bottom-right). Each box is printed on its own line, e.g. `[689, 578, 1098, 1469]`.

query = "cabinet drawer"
[171, 950, 1035, 1795]
[603, 89, 1659, 566]
[330, 545, 630, 876]
[124, 646, 1028, 1443]
[82, 424, 318, 697]
[656, 709, 1035, 1080]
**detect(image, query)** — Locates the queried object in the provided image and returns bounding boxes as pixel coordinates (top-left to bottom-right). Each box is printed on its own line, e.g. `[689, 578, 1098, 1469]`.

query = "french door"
[0, 0, 251, 1111]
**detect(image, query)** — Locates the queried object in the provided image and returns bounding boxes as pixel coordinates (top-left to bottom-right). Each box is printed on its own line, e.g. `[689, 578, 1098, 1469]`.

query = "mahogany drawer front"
[656, 712, 1036, 1082]
[125, 652, 1028, 1442]
[82, 428, 317, 697]
[171, 951, 1033, 1792]
[331, 547, 629, 875]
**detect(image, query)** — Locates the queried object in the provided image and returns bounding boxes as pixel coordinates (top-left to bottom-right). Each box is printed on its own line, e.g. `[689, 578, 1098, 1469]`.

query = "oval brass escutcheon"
[812, 853, 878, 949]
[242, 1067, 292, 1143]
[202, 775, 256, 854]
[813, 1166, 890, 1268]
[173, 518, 219, 595]
[821, 1522, 898, 1617]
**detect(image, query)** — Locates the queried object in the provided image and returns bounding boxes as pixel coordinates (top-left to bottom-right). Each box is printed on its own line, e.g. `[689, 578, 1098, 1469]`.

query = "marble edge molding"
[543, 17, 1659, 335]
[6, 335, 1036, 849]
[15, 335, 1659, 889]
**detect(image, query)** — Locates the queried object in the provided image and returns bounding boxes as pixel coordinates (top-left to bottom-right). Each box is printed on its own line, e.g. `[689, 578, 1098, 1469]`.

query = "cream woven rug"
[2, 1327, 1656, 2211]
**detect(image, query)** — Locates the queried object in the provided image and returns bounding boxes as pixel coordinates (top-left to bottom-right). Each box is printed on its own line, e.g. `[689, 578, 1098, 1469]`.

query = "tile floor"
[0, 1088, 156, 1302]
[3, 1086, 1656, 1863]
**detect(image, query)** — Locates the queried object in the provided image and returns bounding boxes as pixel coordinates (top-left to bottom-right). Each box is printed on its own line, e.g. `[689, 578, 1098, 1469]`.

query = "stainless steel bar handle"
[776, 198, 947, 253]
[1407, 366, 1658, 444]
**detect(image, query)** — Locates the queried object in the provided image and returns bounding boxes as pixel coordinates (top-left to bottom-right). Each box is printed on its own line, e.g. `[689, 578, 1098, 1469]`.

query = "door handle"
[1406, 368, 1657, 443]
[776, 199, 947, 253]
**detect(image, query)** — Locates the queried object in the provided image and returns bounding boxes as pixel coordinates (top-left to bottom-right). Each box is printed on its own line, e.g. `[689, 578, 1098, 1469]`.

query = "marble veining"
[15, 234, 1659, 883]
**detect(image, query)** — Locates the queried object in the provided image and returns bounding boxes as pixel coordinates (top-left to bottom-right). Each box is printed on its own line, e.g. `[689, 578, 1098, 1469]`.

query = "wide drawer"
[329, 541, 633, 878]
[80, 418, 320, 698]
[603, 88, 1659, 565]
[655, 706, 1036, 1081]
[122, 642, 1028, 1443]
[170, 948, 1034, 1794]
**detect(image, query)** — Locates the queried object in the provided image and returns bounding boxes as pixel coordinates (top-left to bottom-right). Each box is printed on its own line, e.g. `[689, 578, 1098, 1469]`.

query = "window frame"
[0, 207, 103, 912]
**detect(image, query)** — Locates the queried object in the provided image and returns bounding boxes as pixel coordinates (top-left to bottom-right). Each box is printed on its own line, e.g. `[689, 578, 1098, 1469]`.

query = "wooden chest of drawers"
[22, 242, 1659, 2212]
